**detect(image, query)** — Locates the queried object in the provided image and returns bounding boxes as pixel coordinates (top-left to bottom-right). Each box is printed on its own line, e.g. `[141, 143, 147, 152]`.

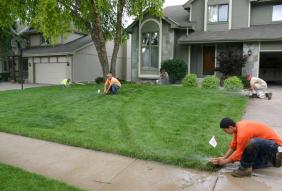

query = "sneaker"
[231, 167, 252, 177]
[266, 93, 272, 100]
[274, 152, 282, 167]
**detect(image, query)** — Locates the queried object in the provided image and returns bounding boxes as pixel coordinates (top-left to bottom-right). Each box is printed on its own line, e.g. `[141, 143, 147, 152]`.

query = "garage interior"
[259, 52, 282, 84]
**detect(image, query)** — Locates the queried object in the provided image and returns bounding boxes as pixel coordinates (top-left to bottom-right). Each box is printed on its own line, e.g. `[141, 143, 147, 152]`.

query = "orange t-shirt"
[105, 77, 121, 87]
[228, 120, 282, 162]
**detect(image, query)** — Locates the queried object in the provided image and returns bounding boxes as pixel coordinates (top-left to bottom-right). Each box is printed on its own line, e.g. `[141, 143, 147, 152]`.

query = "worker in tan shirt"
[104, 73, 121, 95]
[246, 75, 272, 100]
[210, 118, 282, 177]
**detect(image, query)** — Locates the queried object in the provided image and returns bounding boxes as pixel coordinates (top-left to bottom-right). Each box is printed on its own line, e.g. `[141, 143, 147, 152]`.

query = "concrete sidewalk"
[0, 86, 282, 191]
[0, 132, 217, 191]
[0, 82, 48, 91]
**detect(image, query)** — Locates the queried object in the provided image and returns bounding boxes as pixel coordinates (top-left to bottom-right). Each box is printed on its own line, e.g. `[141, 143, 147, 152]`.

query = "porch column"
[188, 45, 191, 74]
[242, 42, 260, 77]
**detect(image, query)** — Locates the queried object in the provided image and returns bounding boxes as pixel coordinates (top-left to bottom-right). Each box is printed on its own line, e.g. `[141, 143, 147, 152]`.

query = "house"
[0, 46, 27, 83]
[21, 29, 131, 84]
[128, 0, 282, 83]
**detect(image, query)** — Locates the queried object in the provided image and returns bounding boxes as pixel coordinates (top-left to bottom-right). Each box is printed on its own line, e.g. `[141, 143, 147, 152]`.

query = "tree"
[0, 27, 13, 56]
[215, 46, 247, 78]
[0, 0, 164, 77]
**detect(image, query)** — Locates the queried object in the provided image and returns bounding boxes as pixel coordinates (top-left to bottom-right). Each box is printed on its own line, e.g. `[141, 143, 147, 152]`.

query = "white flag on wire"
[209, 136, 217, 148]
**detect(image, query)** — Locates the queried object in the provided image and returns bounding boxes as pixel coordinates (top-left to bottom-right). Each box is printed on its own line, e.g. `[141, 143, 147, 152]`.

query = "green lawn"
[0, 163, 83, 191]
[0, 84, 247, 170]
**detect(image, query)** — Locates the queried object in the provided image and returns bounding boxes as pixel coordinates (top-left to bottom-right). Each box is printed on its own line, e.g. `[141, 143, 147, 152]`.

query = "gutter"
[178, 38, 282, 44]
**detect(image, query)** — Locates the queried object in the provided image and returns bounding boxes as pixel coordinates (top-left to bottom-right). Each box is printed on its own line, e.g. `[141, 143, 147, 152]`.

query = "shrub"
[224, 76, 244, 91]
[161, 59, 187, 83]
[182, 74, 198, 87]
[202, 76, 220, 89]
[238, 76, 250, 89]
[215, 46, 247, 78]
[95, 77, 105, 84]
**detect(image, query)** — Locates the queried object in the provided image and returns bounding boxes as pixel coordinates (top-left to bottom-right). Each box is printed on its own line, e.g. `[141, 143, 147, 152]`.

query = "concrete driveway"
[214, 86, 282, 191]
[0, 82, 49, 91]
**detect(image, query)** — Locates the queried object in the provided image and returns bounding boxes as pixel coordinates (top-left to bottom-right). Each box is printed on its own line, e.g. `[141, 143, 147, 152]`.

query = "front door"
[203, 46, 215, 75]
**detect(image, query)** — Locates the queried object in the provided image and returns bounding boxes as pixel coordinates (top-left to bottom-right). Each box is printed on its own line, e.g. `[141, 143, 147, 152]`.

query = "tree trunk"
[91, 0, 109, 77]
[110, 0, 125, 76]
[90, 31, 109, 77]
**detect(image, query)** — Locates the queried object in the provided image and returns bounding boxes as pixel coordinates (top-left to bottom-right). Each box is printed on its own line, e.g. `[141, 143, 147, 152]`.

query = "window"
[141, 32, 159, 73]
[3, 61, 8, 71]
[273, 5, 282, 21]
[208, 4, 229, 23]
[140, 21, 160, 76]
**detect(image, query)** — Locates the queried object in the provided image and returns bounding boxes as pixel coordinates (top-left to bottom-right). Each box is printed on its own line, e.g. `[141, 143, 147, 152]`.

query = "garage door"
[260, 52, 282, 83]
[35, 63, 67, 84]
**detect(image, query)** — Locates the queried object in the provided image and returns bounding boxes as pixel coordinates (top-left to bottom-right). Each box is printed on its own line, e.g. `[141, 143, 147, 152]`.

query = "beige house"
[21, 29, 131, 84]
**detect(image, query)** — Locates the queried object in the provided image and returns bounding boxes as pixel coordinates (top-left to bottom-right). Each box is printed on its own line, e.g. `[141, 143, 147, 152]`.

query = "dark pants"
[240, 138, 278, 169]
[110, 84, 120, 94]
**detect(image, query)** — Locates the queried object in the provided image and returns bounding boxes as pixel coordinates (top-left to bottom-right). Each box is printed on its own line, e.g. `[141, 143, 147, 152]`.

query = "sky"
[163, 0, 188, 7]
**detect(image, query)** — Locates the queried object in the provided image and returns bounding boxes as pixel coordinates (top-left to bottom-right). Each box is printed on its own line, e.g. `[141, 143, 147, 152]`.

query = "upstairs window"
[208, 4, 229, 23]
[272, 5, 282, 21]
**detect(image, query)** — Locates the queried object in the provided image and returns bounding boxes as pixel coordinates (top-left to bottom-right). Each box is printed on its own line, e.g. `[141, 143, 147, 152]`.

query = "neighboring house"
[0, 46, 27, 83]
[128, 0, 282, 83]
[22, 29, 131, 84]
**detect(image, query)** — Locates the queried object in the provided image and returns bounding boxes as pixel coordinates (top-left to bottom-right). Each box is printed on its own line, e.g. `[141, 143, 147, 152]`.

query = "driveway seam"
[212, 174, 220, 191]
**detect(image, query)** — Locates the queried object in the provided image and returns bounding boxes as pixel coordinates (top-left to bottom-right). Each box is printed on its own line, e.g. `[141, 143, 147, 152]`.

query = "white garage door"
[35, 63, 67, 84]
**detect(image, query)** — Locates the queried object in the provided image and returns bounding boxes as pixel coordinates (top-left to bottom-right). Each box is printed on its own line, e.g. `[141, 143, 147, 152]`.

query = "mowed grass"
[0, 163, 83, 191]
[0, 84, 247, 170]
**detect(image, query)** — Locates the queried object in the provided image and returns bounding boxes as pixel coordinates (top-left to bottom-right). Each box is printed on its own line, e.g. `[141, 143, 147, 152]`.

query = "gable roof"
[127, 5, 192, 32]
[23, 35, 92, 57]
[183, 0, 197, 9]
[163, 5, 190, 27]
[178, 24, 282, 44]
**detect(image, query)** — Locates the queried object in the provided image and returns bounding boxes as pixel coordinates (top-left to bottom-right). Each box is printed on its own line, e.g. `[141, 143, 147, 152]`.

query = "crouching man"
[210, 118, 282, 177]
[104, 73, 121, 95]
[246, 75, 272, 100]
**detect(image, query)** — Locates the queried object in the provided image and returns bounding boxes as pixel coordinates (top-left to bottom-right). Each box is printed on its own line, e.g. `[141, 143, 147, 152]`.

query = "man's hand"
[209, 157, 230, 165]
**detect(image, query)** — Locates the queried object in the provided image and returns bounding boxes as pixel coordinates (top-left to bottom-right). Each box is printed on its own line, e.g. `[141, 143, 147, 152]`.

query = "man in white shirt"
[246, 75, 271, 100]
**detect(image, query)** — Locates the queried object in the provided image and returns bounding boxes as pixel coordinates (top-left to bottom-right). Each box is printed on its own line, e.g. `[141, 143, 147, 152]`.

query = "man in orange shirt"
[210, 118, 282, 177]
[104, 73, 121, 95]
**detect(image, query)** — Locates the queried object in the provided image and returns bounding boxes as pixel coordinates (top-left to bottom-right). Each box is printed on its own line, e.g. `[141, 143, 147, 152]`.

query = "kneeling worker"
[61, 78, 71, 87]
[246, 75, 272, 100]
[210, 118, 282, 177]
[104, 73, 121, 95]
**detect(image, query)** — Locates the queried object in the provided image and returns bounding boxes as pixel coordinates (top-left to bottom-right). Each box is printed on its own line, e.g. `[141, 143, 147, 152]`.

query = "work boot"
[266, 93, 272, 100]
[274, 152, 282, 167]
[250, 94, 258, 98]
[231, 167, 252, 177]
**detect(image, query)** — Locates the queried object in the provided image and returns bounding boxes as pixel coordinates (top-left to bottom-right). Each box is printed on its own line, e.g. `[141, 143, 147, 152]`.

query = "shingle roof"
[178, 24, 282, 44]
[163, 5, 190, 28]
[23, 35, 92, 57]
[127, 5, 192, 32]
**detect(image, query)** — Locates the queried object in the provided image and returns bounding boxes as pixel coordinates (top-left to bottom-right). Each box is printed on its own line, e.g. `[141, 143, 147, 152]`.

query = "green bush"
[224, 76, 244, 91]
[182, 74, 198, 87]
[95, 77, 105, 84]
[202, 76, 220, 89]
[0, 73, 10, 82]
[161, 59, 187, 83]
[238, 76, 250, 89]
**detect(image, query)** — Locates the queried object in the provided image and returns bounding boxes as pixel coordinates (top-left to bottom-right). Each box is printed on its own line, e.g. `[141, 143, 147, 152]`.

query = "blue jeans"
[110, 84, 120, 94]
[240, 138, 278, 169]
